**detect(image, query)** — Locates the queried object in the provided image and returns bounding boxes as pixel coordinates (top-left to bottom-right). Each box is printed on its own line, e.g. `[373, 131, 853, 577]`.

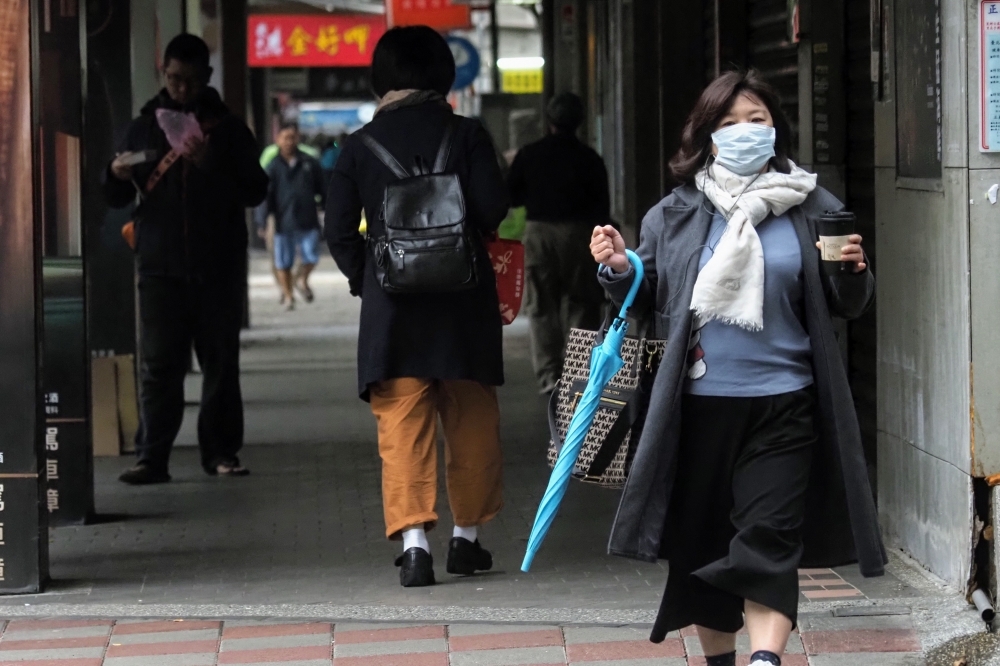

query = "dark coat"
[600, 184, 887, 577]
[325, 102, 511, 400]
[103, 88, 269, 281]
[256, 151, 326, 235]
[507, 132, 610, 224]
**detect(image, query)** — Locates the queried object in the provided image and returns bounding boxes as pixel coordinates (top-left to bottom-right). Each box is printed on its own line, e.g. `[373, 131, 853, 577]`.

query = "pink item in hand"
[155, 109, 203, 154]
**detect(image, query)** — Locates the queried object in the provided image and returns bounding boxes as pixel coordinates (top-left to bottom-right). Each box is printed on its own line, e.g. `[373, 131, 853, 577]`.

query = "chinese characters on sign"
[981, 1, 1000, 151]
[502, 70, 544, 95]
[248, 15, 387, 68]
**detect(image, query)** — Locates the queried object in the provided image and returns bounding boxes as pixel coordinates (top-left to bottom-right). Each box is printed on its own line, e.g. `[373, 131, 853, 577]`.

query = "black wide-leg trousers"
[652, 388, 817, 640]
[135, 275, 245, 474]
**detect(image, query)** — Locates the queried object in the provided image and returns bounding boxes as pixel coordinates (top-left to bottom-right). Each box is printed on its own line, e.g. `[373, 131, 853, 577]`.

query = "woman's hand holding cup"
[591, 225, 629, 274]
[814, 234, 866, 273]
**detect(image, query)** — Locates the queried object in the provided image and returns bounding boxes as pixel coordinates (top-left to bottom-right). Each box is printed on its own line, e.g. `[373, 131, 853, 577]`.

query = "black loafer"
[394, 547, 436, 587]
[118, 464, 171, 485]
[447, 537, 493, 575]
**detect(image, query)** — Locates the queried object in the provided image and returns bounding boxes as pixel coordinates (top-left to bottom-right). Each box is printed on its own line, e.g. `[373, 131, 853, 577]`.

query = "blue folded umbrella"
[522, 249, 645, 572]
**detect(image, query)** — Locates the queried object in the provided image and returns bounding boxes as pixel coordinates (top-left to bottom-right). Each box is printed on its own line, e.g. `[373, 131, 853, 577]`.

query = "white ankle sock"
[402, 527, 429, 553]
[453, 525, 478, 542]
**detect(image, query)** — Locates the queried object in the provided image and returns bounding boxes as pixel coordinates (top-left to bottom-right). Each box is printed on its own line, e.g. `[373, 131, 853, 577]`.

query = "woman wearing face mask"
[589, 70, 885, 666]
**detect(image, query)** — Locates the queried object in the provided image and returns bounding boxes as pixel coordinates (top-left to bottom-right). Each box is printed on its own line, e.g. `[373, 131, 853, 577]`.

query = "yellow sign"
[502, 69, 543, 94]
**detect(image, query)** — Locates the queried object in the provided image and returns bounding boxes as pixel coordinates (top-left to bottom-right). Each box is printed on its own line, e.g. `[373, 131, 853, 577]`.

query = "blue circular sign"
[447, 36, 481, 91]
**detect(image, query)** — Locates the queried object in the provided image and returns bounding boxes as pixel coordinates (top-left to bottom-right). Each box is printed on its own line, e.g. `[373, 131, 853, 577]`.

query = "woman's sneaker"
[446, 538, 493, 575]
[395, 548, 436, 587]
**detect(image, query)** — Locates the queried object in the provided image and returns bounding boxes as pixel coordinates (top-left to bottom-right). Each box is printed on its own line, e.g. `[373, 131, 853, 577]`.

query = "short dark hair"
[371, 26, 455, 97]
[668, 69, 792, 184]
[547, 92, 585, 132]
[278, 120, 300, 134]
[164, 33, 211, 71]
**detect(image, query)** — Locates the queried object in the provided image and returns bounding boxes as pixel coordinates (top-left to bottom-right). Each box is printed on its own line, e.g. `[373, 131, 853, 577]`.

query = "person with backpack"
[326, 26, 509, 587]
[104, 34, 268, 484]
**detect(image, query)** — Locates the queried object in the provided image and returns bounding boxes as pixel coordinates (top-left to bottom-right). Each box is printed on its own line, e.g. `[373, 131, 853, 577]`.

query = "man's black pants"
[135, 275, 244, 473]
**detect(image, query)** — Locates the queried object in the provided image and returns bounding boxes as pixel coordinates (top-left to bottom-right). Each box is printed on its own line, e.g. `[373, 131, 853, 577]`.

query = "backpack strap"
[359, 132, 411, 180]
[433, 116, 459, 174]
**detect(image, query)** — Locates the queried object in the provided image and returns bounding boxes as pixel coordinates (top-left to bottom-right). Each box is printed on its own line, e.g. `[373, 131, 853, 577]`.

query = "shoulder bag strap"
[143, 149, 181, 194]
[359, 132, 411, 180]
[432, 116, 459, 174]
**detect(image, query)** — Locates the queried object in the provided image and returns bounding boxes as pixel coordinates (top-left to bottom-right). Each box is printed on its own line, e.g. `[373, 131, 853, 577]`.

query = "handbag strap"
[144, 149, 180, 194]
[546, 383, 644, 479]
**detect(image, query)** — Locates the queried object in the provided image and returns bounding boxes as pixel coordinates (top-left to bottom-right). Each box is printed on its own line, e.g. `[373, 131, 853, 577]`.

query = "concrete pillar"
[875, 0, 973, 588]
[37, 0, 93, 526]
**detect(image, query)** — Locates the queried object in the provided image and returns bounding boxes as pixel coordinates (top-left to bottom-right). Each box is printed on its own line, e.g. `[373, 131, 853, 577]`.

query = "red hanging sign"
[248, 15, 388, 68]
[385, 0, 472, 31]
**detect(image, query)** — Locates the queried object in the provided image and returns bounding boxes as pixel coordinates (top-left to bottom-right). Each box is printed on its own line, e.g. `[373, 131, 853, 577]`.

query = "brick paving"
[0, 617, 925, 665]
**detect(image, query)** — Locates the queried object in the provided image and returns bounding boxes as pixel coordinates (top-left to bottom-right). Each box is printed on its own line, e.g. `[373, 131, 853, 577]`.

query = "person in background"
[256, 121, 326, 310]
[104, 34, 267, 484]
[260, 139, 318, 169]
[507, 92, 611, 395]
[320, 133, 349, 182]
[326, 26, 509, 588]
[257, 138, 319, 303]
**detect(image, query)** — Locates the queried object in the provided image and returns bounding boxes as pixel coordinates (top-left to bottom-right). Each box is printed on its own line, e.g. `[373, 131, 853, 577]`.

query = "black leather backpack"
[360, 117, 478, 294]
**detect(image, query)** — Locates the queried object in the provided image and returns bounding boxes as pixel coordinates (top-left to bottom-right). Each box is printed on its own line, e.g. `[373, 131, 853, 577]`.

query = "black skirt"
[651, 388, 817, 640]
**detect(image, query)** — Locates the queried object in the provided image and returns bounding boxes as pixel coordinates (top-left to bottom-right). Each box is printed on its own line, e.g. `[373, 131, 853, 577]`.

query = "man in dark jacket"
[104, 34, 268, 485]
[507, 92, 610, 394]
[255, 121, 327, 310]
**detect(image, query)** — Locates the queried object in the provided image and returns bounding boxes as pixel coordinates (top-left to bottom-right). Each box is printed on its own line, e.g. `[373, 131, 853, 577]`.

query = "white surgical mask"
[711, 123, 776, 176]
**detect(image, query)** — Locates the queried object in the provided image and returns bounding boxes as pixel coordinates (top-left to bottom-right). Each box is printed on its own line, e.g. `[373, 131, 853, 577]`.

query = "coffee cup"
[816, 211, 856, 274]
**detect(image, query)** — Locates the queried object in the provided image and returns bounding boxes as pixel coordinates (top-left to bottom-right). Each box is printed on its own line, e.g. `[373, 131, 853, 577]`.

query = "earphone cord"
[660, 166, 765, 313]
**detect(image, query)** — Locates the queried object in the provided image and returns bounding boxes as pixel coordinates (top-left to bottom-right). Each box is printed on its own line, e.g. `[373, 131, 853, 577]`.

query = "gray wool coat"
[600, 183, 887, 577]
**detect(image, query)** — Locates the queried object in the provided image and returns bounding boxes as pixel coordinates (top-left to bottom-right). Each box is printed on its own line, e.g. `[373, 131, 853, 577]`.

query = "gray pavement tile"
[683, 633, 804, 655]
[1, 625, 112, 640]
[808, 653, 924, 666]
[335, 622, 446, 633]
[562, 626, 656, 644]
[0, 646, 107, 660]
[103, 653, 219, 666]
[221, 633, 332, 651]
[448, 645, 567, 665]
[110, 629, 220, 645]
[448, 624, 560, 636]
[798, 614, 914, 632]
[334, 637, 448, 657]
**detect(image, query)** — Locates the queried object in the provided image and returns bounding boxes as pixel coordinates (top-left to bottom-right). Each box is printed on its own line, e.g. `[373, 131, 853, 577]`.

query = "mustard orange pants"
[369, 378, 504, 539]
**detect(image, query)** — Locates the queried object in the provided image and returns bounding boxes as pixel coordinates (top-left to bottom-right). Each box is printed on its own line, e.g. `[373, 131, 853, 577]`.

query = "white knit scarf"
[692, 161, 817, 331]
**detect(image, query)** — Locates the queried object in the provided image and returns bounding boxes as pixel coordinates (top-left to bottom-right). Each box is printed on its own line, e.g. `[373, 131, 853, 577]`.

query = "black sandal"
[215, 460, 250, 477]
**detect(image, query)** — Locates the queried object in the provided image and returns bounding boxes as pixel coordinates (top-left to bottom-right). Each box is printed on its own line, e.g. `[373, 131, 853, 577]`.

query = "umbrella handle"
[618, 249, 645, 317]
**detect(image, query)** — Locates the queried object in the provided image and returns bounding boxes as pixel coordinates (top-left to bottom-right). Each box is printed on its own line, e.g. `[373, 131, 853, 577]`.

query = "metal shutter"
[746, 0, 799, 156]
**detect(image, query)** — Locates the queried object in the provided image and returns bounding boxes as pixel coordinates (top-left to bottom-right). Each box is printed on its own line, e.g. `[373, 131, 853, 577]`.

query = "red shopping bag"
[486, 236, 525, 325]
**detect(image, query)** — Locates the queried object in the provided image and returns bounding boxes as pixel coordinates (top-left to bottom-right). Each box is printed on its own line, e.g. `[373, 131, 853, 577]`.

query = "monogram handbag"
[546, 322, 666, 489]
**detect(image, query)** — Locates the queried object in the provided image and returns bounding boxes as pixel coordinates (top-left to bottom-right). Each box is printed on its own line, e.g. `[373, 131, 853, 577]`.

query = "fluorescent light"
[496, 57, 545, 71]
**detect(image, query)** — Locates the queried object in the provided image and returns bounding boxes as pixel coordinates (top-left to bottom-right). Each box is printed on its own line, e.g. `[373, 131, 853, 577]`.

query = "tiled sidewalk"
[0, 617, 923, 665]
